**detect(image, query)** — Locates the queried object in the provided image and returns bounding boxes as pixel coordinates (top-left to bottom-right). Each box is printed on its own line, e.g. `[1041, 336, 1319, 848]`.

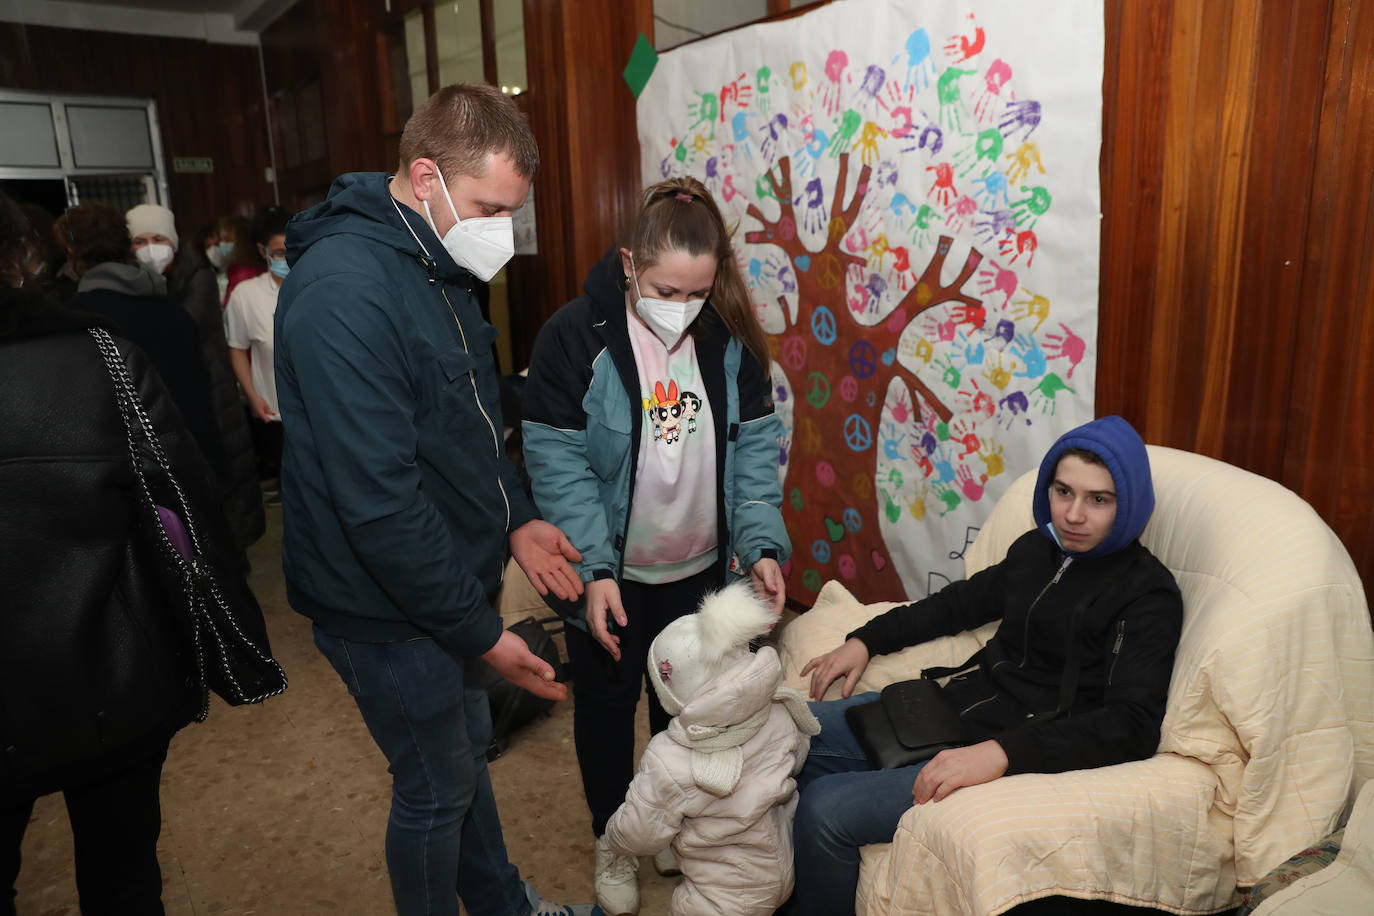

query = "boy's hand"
[799, 637, 871, 700]
[482, 629, 567, 702]
[912, 740, 1008, 803]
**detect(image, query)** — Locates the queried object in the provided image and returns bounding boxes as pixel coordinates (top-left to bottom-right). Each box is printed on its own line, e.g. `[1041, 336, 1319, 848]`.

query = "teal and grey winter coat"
[522, 249, 789, 626]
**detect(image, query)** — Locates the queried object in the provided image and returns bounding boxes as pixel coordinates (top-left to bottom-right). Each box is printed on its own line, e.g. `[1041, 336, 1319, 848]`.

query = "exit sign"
[173, 156, 214, 173]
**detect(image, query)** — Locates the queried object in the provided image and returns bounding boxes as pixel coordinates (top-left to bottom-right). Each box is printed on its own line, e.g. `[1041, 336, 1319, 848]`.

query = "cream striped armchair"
[778, 446, 1374, 915]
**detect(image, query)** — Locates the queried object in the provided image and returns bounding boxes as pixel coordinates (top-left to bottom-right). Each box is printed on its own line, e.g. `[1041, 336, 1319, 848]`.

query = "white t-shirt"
[224, 271, 282, 419]
[622, 316, 718, 584]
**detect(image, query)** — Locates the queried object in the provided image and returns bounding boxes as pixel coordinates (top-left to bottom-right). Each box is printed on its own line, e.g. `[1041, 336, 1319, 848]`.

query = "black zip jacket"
[850, 530, 1183, 775]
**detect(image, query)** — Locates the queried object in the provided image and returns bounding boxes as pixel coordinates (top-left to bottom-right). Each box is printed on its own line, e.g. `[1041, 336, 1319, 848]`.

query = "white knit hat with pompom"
[647, 580, 777, 716]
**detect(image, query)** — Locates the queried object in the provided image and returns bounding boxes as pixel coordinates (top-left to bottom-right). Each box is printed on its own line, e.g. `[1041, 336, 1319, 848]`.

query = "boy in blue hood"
[274, 84, 597, 916]
[787, 416, 1183, 916]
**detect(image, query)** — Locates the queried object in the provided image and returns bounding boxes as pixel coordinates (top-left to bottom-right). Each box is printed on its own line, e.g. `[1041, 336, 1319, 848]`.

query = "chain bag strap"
[90, 328, 287, 721]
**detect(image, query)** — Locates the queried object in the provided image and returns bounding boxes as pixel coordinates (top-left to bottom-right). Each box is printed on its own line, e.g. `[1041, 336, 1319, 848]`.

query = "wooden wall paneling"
[1285, 0, 1374, 585]
[508, 0, 576, 369]
[508, 0, 651, 367]
[1221, 2, 1332, 480]
[561, 0, 649, 285]
[1097, 0, 1170, 430]
[1192, 0, 1261, 459]
[0, 24, 272, 235]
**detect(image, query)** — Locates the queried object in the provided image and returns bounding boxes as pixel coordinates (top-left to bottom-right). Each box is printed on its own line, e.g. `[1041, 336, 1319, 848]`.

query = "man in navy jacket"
[275, 84, 594, 916]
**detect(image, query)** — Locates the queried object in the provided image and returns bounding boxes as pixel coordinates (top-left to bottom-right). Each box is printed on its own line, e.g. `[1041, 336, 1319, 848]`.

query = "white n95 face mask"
[421, 165, 515, 282]
[629, 252, 705, 350]
[136, 243, 175, 275]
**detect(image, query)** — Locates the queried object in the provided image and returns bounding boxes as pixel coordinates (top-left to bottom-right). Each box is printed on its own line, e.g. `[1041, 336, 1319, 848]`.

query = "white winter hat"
[126, 203, 178, 248]
[647, 580, 778, 716]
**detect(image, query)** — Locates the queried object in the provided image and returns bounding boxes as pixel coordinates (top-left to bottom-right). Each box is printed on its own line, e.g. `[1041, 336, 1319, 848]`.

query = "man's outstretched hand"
[482, 628, 567, 702]
[510, 519, 583, 601]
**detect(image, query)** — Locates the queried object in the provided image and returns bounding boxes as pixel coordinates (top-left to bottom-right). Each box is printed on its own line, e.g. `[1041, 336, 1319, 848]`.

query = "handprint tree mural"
[746, 153, 985, 596]
[638, 0, 1102, 602]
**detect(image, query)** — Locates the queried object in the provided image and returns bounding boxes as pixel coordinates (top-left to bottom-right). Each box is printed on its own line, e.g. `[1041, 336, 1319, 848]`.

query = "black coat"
[168, 248, 265, 551]
[72, 263, 229, 482]
[0, 288, 207, 782]
[851, 530, 1183, 775]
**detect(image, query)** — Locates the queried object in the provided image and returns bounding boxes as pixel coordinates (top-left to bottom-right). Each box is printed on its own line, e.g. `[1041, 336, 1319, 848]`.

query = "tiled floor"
[13, 509, 683, 915]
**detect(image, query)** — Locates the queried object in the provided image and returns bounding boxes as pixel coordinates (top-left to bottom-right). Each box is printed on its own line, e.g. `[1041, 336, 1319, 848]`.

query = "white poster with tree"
[637, 0, 1103, 603]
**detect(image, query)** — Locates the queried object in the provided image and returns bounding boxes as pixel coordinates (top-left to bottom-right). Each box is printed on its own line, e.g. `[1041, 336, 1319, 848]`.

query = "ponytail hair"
[626, 177, 771, 370]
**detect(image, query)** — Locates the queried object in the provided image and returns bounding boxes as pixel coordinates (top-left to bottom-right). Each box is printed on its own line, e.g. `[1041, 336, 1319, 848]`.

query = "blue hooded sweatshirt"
[1031, 415, 1156, 558]
[274, 172, 535, 657]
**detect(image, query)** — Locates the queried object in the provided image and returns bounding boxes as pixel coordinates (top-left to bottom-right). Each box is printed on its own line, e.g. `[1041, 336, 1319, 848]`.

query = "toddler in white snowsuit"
[603, 581, 821, 916]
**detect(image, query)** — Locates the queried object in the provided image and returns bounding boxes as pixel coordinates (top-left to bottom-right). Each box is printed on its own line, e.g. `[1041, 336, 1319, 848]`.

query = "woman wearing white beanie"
[127, 202, 266, 554]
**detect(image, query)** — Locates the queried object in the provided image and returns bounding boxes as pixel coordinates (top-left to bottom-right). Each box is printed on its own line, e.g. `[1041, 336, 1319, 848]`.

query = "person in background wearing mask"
[273, 83, 597, 916]
[61, 201, 227, 481]
[225, 205, 289, 503]
[199, 222, 230, 302]
[129, 203, 265, 554]
[219, 214, 259, 306]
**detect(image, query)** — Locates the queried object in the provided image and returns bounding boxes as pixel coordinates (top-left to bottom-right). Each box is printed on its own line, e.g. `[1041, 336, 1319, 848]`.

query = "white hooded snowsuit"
[604, 646, 818, 916]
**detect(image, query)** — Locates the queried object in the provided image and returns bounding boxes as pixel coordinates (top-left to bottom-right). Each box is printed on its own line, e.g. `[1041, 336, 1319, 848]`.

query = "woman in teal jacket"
[522, 177, 790, 916]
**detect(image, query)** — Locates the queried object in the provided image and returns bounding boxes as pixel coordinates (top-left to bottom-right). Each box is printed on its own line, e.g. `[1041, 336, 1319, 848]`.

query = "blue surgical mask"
[268, 257, 290, 280]
[218, 241, 235, 260]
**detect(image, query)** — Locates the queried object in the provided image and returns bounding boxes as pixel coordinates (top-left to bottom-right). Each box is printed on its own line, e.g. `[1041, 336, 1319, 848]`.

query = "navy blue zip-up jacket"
[850, 416, 1183, 775]
[274, 172, 535, 657]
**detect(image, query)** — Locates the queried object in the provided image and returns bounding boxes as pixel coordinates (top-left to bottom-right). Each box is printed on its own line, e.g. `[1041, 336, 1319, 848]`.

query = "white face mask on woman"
[420, 165, 515, 282]
[629, 252, 705, 349]
[135, 242, 175, 275]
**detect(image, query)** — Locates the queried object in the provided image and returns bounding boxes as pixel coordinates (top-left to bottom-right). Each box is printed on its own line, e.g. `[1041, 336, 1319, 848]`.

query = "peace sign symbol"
[817, 254, 843, 291]
[842, 508, 862, 532]
[844, 414, 873, 452]
[852, 473, 872, 500]
[811, 539, 832, 563]
[801, 569, 823, 592]
[811, 306, 838, 346]
[849, 340, 878, 379]
[839, 375, 859, 402]
[781, 335, 807, 370]
[790, 488, 805, 511]
[805, 371, 831, 408]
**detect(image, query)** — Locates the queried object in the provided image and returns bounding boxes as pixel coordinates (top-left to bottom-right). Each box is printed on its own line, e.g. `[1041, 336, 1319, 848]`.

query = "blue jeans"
[791, 693, 929, 916]
[313, 628, 528, 916]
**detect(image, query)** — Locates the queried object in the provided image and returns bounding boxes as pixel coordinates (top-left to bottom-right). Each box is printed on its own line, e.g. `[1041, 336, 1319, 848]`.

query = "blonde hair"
[398, 83, 539, 180]
[627, 177, 770, 369]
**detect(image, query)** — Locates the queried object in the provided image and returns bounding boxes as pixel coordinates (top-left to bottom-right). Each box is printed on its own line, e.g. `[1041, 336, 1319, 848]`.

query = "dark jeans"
[788, 693, 929, 916]
[565, 563, 722, 837]
[312, 628, 529, 916]
[2, 733, 171, 916]
[247, 413, 282, 481]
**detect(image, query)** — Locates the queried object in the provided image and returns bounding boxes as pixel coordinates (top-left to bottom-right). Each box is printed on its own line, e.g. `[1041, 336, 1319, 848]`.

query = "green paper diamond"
[623, 33, 658, 99]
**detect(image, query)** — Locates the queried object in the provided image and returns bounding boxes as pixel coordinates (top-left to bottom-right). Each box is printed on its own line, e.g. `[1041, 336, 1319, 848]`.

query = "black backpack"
[476, 615, 565, 760]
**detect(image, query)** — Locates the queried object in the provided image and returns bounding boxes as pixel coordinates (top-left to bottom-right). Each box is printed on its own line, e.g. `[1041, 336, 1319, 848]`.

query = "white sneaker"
[651, 846, 681, 877]
[594, 835, 640, 916]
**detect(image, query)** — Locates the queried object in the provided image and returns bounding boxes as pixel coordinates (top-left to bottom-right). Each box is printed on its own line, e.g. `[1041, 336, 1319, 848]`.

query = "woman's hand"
[799, 637, 871, 700]
[750, 557, 786, 617]
[912, 740, 1009, 803]
[586, 578, 628, 660]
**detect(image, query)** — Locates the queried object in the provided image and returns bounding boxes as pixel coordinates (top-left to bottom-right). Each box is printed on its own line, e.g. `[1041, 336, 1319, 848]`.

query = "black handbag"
[845, 677, 971, 769]
[845, 586, 1098, 770]
[92, 328, 287, 721]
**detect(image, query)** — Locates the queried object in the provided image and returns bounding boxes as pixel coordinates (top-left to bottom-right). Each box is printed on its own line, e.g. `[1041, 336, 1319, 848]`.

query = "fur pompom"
[695, 580, 777, 656]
